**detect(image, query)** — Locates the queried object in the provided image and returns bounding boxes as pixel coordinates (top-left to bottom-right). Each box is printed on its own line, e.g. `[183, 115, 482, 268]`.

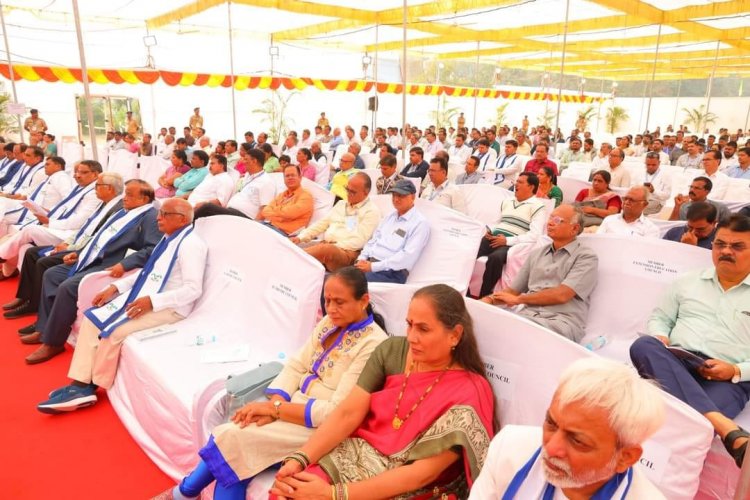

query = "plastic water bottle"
[278, 352, 286, 360]
[584, 336, 607, 351]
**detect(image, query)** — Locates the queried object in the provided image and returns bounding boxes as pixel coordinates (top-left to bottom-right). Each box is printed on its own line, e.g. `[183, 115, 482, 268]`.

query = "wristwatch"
[273, 400, 283, 419]
[732, 365, 742, 384]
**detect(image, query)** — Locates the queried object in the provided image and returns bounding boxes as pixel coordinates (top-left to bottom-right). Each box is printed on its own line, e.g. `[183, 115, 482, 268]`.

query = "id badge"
[345, 215, 357, 232]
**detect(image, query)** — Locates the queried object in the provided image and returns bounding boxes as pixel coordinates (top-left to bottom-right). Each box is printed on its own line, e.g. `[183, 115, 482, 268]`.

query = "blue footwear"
[37, 385, 97, 414]
[48, 382, 96, 398]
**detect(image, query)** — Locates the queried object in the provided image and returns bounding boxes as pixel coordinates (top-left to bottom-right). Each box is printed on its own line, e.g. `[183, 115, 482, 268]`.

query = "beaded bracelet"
[331, 482, 349, 500]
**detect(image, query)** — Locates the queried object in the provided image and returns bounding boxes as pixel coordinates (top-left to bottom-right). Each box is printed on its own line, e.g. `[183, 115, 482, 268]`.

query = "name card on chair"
[223, 267, 244, 284]
[270, 281, 299, 306]
[483, 356, 520, 402]
[639, 440, 671, 485]
[627, 257, 680, 282]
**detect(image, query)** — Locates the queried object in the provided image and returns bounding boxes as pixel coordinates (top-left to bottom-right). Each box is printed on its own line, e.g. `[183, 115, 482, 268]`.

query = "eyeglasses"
[95, 183, 111, 188]
[645, 153, 660, 159]
[75, 169, 93, 175]
[622, 197, 647, 204]
[548, 215, 573, 225]
[712, 240, 748, 253]
[158, 210, 184, 218]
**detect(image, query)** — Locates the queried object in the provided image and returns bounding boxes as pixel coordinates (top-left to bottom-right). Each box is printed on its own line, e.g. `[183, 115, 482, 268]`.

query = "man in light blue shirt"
[725, 147, 750, 180]
[355, 179, 430, 283]
[630, 214, 750, 467]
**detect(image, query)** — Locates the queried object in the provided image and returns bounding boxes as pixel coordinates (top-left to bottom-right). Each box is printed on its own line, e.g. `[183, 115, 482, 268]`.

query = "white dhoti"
[0, 224, 69, 276]
[67, 309, 183, 390]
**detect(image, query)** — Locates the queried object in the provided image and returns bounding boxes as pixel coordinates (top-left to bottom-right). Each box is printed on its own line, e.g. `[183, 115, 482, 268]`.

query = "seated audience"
[455, 155, 483, 185]
[481, 205, 597, 341]
[297, 148, 317, 181]
[260, 164, 313, 236]
[174, 150, 209, 198]
[604, 148, 631, 188]
[157, 267, 388, 499]
[675, 139, 703, 169]
[271, 285, 495, 500]
[155, 150, 190, 199]
[492, 139, 522, 188]
[597, 186, 659, 238]
[22, 179, 161, 364]
[293, 173, 380, 271]
[701, 150, 729, 200]
[474, 139, 497, 172]
[447, 133, 471, 166]
[375, 154, 403, 194]
[535, 166, 562, 207]
[471, 358, 665, 499]
[355, 179, 430, 284]
[630, 214, 750, 467]
[558, 137, 584, 170]
[663, 201, 718, 249]
[4, 172, 124, 320]
[329, 153, 357, 200]
[420, 157, 466, 214]
[591, 142, 612, 171]
[187, 154, 234, 208]
[37, 199, 206, 412]
[574, 170, 622, 228]
[669, 176, 730, 223]
[643, 152, 672, 215]
[347, 142, 365, 169]
[524, 144, 558, 176]
[477, 172, 546, 297]
[400, 147, 429, 181]
[0, 159, 101, 278]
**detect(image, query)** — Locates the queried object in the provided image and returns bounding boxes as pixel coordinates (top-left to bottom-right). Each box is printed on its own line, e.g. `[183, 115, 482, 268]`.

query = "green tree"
[538, 108, 556, 128]
[252, 90, 298, 144]
[0, 83, 19, 138]
[576, 105, 597, 130]
[605, 106, 630, 133]
[494, 102, 509, 127]
[681, 105, 718, 133]
[429, 95, 460, 129]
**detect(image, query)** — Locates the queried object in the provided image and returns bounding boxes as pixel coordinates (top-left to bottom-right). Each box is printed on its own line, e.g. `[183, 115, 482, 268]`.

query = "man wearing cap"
[355, 179, 430, 284]
[126, 111, 139, 137]
[24, 109, 47, 134]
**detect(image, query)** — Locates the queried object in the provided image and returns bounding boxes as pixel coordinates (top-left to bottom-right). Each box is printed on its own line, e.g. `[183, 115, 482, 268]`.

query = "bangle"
[281, 450, 311, 470]
[331, 485, 336, 500]
[332, 482, 348, 500]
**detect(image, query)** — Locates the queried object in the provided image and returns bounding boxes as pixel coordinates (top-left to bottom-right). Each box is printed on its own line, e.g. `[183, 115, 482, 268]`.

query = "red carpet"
[0, 277, 174, 499]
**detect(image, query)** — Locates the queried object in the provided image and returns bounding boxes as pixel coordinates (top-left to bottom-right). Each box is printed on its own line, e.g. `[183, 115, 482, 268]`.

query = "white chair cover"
[103, 216, 325, 480]
[457, 184, 514, 226]
[557, 177, 591, 204]
[107, 149, 139, 181]
[360, 153, 380, 169]
[138, 156, 170, 190]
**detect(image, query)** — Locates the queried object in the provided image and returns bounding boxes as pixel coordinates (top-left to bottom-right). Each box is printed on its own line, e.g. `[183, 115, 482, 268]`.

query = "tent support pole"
[644, 23, 662, 132]
[401, 0, 407, 160]
[227, 1, 238, 140]
[672, 78, 682, 127]
[72, 0, 97, 160]
[0, 2, 23, 143]
[472, 41, 480, 129]
[704, 40, 720, 136]
[373, 23, 379, 132]
[553, 0, 571, 137]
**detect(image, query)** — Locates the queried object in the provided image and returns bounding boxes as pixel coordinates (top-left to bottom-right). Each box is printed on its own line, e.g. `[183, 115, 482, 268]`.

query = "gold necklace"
[392, 361, 451, 430]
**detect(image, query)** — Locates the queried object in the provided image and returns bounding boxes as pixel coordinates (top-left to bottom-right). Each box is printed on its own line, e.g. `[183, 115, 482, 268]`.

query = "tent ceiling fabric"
[2, 0, 750, 81]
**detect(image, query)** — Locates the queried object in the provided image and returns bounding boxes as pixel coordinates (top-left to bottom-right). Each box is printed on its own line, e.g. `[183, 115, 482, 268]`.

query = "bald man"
[37, 198, 208, 413]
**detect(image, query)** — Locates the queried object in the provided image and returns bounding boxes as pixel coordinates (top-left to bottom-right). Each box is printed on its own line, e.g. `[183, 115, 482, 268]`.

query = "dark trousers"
[16, 246, 68, 311]
[38, 263, 106, 347]
[477, 238, 511, 298]
[365, 269, 408, 284]
[630, 336, 750, 417]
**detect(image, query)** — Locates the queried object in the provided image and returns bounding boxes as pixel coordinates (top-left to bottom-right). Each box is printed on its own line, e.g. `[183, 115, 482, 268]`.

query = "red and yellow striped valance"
[0, 64, 604, 103]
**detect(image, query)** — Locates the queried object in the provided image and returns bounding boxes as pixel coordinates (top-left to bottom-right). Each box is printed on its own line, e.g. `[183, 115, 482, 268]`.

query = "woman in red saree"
[574, 169, 622, 228]
[271, 284, 496, 500]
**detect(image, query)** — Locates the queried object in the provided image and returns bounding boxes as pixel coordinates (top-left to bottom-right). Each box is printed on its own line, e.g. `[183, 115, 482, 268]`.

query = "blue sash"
[11, 162, 43, 194]
[84, 224, 194, 338]
[299, 314, 375, 393]
[47, 184, 94, 221]
[67, 206, 151, 277]
[502, 447, 633, 500]
[12, 178, 49, 225]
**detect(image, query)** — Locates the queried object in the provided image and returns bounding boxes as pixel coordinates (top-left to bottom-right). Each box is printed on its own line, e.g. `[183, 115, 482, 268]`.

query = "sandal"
[723, 427, 749, 468]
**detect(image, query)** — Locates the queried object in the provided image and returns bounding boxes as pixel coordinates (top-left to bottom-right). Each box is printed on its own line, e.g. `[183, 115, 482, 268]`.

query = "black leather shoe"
[4, 302, 36, 319]
[18, 323, 37, 335]
[2, 298, 23, 310]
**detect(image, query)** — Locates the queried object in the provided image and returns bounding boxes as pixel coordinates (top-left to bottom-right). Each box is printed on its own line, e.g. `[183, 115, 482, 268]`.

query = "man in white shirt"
[455, 156, 483, 185]
[604, 148, 631, 188]
[492, 139, 523, 188]
[226, 149, 276, 219]
[470, 358, 666, 499]
[188, 154, 235, 208]
[591, 142, 612, 171]
[420, 157, 466, 214]
[0, 158, 100, 278]
[298, 129, 313, 149]
[649, 138, 671, 165]
[597, 186, 660, 238]
[719, 140, 739, 171]
[642, 152, 672, 215]
[474, 139, 498, 172]
[701, 149, 729, 200]
[37, 198, 207, 413]
[423, 131, 444, 158]
[292, 172, 380, 271]
[224, 140, 240, 171]
[159, 135, 176, 161]
[447, 133, 471, 166]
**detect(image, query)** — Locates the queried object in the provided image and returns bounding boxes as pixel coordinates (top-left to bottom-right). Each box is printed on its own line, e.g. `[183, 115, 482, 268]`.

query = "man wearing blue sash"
[5, 172, 124, 322]
[37, 198, 206, 413]
[0, 143, 25, 188]
[23, 179, 161, 365]
[470, 358, 666, 499]
[0, 159, 100, 279]
[0, 146, 48, 234]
